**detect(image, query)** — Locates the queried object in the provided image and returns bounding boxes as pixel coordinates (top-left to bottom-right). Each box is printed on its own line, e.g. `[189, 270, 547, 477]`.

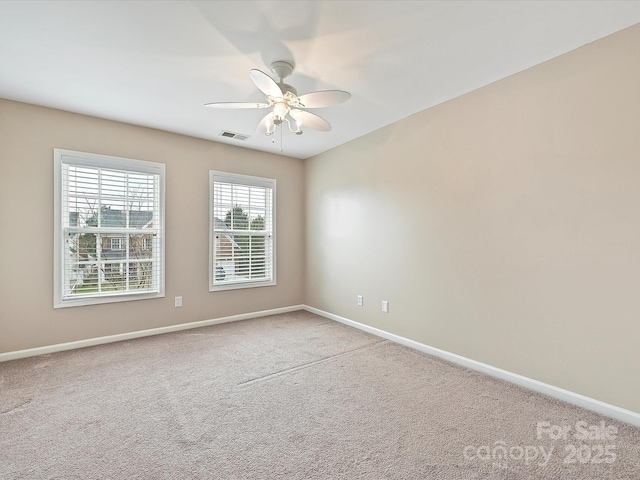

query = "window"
[110, 237, 124, 250]
[209, 171, 275, 291]
[54, 149, 165, 307]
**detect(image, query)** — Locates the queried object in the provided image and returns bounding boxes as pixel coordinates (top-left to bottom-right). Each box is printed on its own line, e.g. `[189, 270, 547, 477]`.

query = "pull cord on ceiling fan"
[205, 61, 351, 139]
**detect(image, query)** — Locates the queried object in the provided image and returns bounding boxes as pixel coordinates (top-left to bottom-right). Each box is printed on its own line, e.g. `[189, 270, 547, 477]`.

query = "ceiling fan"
[205, 60, 350, 136]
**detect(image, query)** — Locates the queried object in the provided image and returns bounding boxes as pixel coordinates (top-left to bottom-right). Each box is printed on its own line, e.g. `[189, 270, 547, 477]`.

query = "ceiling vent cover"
[220, 130, 250, 141]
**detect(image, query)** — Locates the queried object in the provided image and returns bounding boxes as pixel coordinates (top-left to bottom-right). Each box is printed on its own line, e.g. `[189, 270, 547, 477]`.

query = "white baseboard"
[303, 305, 640, 428]
[0, 305, 304, 363]
[4, 304, 639, 427]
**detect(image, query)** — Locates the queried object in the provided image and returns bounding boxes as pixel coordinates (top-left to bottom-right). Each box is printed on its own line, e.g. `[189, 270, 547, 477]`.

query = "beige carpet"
[1, 310, 639, 479]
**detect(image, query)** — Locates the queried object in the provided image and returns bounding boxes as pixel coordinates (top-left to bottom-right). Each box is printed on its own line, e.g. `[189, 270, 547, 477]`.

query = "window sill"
[209, 280, 276, 292]
[54, 291, 165, 308]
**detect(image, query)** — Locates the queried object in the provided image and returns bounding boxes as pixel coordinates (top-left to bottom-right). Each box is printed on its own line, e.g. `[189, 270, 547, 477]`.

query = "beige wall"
[305, 25, 640, 413]
[0, 99, 305, 352]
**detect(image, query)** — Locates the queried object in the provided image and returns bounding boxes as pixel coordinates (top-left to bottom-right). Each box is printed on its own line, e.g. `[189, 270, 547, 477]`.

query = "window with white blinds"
[209, 171, 275, 291]
[54, 149, 165, 307]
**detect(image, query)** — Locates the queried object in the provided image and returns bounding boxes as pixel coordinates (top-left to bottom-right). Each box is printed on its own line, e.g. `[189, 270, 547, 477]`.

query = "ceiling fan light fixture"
[272, 102, 289, 125]
[282, 116, 303, 135]
[266, 120, 276, 135]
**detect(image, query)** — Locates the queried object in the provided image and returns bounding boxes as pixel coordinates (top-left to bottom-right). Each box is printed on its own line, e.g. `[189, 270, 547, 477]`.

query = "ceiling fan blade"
[204, 102, 270, 109]
[250, 69, 283, 98]
[257, 111, 276, 134]
[290, 109, 331, 132]
[297, 90, 351, 108]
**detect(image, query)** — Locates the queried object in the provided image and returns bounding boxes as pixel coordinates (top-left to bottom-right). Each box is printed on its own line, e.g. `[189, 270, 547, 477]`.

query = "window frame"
[209, 170, 276, 292]
[53, 148, 165, 308]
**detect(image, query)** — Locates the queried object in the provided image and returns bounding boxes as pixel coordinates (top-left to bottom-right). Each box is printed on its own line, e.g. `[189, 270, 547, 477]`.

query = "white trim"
[0, 305, 303, 363]
[4, 303, 638, 427]
[303, 305, 640, 428]
[56, 148, 164, 174]
[209, 170, 276, 190]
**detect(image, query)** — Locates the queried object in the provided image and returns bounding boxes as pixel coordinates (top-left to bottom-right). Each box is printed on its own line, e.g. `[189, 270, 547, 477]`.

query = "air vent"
[220, 130, 250, 141]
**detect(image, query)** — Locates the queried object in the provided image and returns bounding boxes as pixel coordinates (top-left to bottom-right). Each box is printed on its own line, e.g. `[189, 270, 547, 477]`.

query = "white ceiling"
[1, 1, 639, 160]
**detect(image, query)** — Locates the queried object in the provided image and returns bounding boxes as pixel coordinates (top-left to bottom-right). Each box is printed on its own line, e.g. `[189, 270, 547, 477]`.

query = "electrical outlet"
[357, 295, 363, 307]
[382, 300, 389, 313]
[175, 296, 182, 308]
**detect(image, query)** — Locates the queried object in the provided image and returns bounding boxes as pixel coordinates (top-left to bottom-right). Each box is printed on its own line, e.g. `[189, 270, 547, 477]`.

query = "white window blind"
[209, 171, 275, 291]
[54, 149, 165, 307]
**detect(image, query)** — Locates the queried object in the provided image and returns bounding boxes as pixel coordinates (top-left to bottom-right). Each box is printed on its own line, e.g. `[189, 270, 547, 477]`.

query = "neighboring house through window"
[209, 171, 275, 290]
[54, 149, 165, 307]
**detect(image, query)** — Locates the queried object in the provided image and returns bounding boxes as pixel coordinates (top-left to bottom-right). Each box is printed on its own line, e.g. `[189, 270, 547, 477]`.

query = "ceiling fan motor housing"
[279, 83, 298, 96]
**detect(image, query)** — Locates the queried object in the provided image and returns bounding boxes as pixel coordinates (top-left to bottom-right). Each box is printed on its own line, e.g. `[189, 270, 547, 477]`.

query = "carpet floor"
[1, 310, 639, 479]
